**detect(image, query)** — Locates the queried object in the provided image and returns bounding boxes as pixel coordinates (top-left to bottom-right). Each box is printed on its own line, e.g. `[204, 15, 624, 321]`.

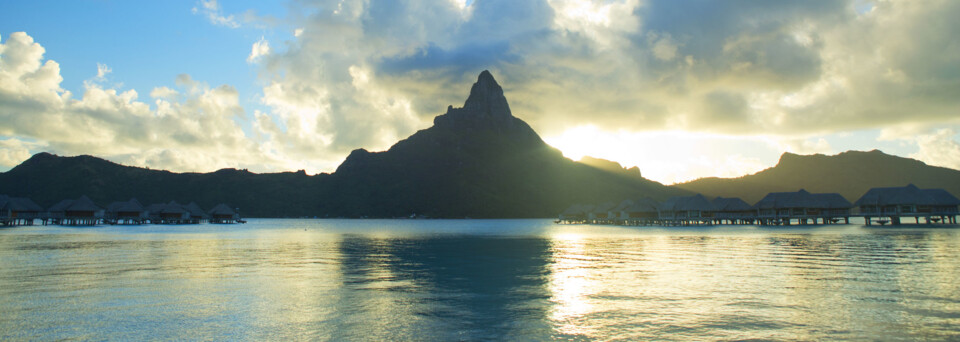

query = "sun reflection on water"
[547, 233, 600, 336]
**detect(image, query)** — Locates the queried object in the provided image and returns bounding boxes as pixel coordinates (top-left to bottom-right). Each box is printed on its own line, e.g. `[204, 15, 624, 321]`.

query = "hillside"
[675, 150, 960, 203]
[0, 152, 321, 217]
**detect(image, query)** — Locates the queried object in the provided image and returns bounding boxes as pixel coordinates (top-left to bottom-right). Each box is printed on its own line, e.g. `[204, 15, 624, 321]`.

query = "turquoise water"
[1, 219, 959, 340]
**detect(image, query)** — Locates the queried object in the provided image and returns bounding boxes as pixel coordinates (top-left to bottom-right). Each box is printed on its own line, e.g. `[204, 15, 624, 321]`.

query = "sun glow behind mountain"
[543, 126, 775, 184]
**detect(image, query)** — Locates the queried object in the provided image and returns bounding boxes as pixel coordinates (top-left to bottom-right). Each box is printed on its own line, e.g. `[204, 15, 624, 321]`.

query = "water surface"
[1, 219, 959, 340]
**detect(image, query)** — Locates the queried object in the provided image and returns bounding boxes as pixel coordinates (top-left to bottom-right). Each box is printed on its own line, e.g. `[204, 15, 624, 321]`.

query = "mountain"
[674, 150, 960, 204]
[578, 156, 643, 179]
[318, 70, 686, 217]
[0, 152, 321, 217]
[0, 71, 686, 218]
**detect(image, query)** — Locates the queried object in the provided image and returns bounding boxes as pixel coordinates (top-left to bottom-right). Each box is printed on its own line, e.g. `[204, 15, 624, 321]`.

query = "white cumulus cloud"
[247, 37, 270, 63]
[0, 31, 273, 172]
[910, 129, 960, 170]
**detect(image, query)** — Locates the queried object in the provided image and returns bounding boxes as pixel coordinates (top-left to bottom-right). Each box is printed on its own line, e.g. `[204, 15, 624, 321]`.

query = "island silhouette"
[3, 71, 959, 218]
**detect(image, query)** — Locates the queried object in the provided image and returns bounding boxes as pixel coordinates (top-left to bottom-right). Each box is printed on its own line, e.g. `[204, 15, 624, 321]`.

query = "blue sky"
[1, 0, 959, 184]
[1, 1, 277, 109]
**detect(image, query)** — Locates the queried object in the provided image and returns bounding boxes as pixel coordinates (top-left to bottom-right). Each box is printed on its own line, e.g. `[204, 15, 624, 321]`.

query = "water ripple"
[0, 220, 959, 340]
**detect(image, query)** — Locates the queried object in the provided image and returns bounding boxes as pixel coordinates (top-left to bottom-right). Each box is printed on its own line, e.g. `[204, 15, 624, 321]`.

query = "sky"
[1, 0, 959, 185]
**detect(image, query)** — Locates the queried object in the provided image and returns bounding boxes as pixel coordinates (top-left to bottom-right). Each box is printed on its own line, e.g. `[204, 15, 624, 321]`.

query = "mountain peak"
[463, 70, 511, 117]
[434, 70, 515, 129]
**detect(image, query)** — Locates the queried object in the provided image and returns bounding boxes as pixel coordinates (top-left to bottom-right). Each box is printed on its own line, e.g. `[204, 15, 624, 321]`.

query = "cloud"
[247, 37, 270, 63]
[911, 129, 960, 171]
[251, 0, 960, 140]
[149, 86, 178, 99]
[649, 33, 678, 61]
[96, 63, 112, 80]
[192, 0, 240, 28]
[0, 31, 278, 172]
[0, 137, 43, 169]
[225, 0, 960, 176]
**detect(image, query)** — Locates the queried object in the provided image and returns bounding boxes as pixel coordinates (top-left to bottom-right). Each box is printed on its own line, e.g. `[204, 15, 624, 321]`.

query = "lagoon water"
[1, 219, 959, 341]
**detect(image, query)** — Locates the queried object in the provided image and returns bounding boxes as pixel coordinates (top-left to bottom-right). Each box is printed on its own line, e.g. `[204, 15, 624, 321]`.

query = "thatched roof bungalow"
[105, 198, 146, 224]
[712, 197, 754, 224]
[658, 194, 715, 221]
[209, 203, 241, 223]
[588, 202, 617, 222]
[611, 199, 635, 220]
[184, 202, 210, 223]
[45, 196, 103, 225]
[146, 201, 191, 224]
[754, 189, 851, 224]
[106, 198, 146, 218]
[619, 197, 660, 220]
[1, 195, 44, 225]
[558, 204, 592, 223]
[162, 201, 189, 221]
[854, 184, 959, 224]
[1, 195, 44, 217]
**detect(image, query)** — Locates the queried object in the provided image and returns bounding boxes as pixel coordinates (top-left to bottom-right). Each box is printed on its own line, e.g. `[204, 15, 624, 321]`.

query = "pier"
[2, 193, 244, 227]
[559, 185, 960, 227]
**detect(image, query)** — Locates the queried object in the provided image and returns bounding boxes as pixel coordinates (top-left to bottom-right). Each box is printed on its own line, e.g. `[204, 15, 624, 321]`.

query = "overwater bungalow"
[105, 198, 147, 225]
[0, 195, 44, 226]
[557, 204, 593, 224]
[754, 189, 851, 225]
[209, 203, 243, 224]
[588, 202, 617, 224]
[610, 199, 635, 221]
[148, 201, 192, 224]
[658, 194, 715, 225]
[615, 197, 660, 226]
[854, 184, 960, 225]
[712, 197, 755, 225]
[45, 195, 104, 226]
[184, 202, 210, 224]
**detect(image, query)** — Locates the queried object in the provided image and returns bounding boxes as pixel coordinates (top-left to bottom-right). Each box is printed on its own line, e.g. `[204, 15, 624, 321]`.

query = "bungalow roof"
[712, 197, 753, 212]
[184, 202, 210, 218]
[145, 203, 165, 214]
[755, 190, 850, 209]
[161, 201, 187, 214]
[613, 199, 635, 213]
[48, 199, 75, 212]
[923, 189, 960, 206]
[561, 204, 583, 215]
[659, 194, 715, 212]
[812, 193, 852, 209]
[208, 203, 238, 216]
[108, 198, 144, 213]
[66, 195, 102, 212]
[624, 197, 660, 213]
[854, 184, 960, 207]
[1, 196, 44, 212]
[591, 202, 617, 214]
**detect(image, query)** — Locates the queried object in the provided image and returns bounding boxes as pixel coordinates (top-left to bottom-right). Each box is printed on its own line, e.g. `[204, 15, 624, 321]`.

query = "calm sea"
[1, 219, 958, 341]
